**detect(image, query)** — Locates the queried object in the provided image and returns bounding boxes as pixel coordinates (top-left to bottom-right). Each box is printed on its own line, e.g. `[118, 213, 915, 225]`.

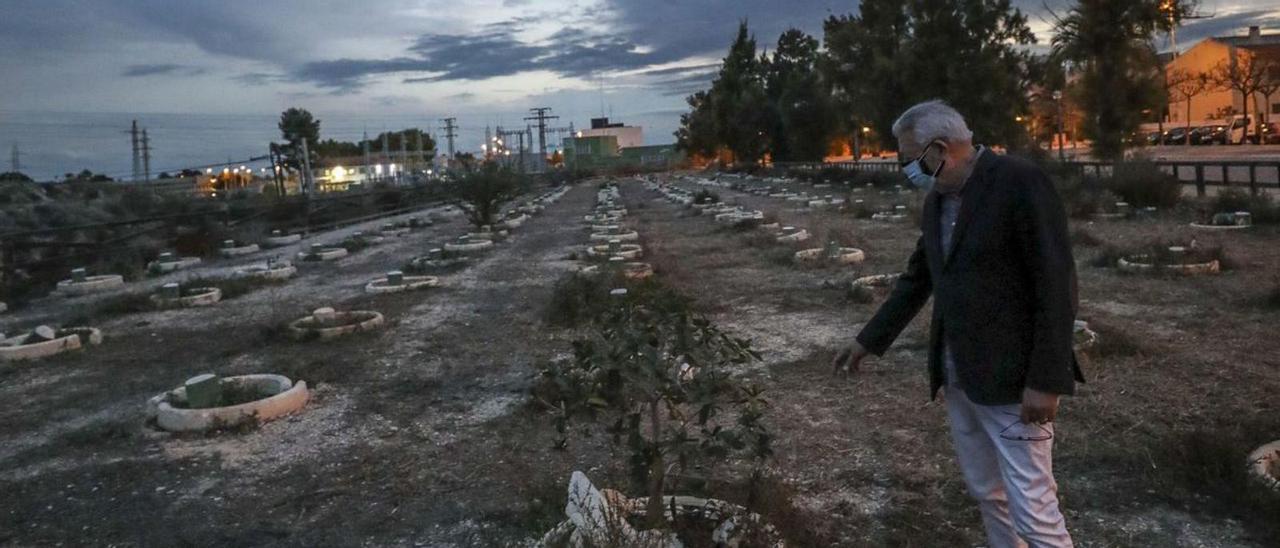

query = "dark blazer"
[855, 150, 1084, 406]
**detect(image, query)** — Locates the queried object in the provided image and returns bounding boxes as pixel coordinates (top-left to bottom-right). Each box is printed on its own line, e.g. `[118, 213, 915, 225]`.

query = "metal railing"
[773, 158, 1280, 195]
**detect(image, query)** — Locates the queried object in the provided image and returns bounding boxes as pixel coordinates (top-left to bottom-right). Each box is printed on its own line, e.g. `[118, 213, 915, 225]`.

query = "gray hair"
[892, 100, 973, 149]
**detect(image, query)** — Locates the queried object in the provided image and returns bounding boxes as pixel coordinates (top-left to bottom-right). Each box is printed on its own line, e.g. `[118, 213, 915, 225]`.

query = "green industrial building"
[562, 135, 684, 169]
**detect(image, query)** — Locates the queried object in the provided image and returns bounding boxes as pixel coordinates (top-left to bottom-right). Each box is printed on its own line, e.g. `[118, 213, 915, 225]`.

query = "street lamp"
[1052, 90, 1065, 161]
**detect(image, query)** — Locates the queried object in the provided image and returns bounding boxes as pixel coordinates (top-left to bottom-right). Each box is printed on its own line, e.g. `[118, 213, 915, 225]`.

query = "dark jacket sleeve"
[1014, 166, 1078, 395]
[856, 235, 932, 356]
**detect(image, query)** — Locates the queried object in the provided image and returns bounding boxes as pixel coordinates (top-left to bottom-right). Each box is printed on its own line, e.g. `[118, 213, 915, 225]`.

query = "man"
[832, 100, 1083, 548]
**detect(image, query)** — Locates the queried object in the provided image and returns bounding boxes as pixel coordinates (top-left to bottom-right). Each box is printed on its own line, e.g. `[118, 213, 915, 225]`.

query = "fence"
[775, 159, 1280, 196]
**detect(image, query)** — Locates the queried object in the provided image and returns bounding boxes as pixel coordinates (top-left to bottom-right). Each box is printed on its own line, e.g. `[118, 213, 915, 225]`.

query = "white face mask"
[902, 142, 945, 192]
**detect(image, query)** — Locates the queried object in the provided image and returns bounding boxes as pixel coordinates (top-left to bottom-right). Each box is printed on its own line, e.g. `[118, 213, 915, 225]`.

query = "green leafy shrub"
[534, 283, 770, 529]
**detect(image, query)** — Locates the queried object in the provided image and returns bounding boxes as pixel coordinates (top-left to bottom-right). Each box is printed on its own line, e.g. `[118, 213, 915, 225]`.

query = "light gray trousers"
[945, 385, 1074, 548]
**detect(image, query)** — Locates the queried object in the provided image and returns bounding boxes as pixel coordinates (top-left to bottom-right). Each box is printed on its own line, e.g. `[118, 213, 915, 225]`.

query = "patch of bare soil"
[2, 174, 1278, 547]
[613, 174, 1280, 547]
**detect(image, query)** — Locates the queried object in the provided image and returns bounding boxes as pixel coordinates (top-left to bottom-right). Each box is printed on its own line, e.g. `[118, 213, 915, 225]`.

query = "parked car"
[1188, 126, 1215, 145]
[1260, 122, 1279, 144]
[1162, 126, 1189, 145]
[1201, 124, 1229, 145]
[1144, 131, 1164, 146]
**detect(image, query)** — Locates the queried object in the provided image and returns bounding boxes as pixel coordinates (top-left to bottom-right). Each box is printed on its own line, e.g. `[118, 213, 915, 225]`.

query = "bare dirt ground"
[615, 173, 1280, 547]
[1, 173, 1278, 547]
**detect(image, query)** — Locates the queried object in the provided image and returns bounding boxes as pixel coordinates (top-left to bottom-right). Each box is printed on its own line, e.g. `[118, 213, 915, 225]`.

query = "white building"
[576, 117, 643, 149]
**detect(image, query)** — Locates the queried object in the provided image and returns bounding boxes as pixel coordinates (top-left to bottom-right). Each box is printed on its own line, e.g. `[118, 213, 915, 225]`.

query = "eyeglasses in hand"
[998, 411, 1054, 442]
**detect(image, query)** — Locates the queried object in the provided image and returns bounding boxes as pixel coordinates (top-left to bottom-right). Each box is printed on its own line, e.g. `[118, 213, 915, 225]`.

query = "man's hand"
[832, 341, 869, 377]
[1020, 387, 1060, 424]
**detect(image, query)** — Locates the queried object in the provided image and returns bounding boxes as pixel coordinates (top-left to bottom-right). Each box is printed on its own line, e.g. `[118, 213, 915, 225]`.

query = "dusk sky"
[2, 0, 1279, 179]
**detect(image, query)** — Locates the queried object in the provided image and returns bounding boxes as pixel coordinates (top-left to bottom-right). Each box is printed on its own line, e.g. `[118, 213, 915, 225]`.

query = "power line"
[141, 129, 152, 183]
[523, 107, 559, 159]
[439, 117, 458, 159]
[127, 120, 141, 182]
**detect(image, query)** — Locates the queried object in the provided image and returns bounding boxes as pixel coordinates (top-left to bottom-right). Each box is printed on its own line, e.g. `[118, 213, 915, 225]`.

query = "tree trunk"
[646, 400, 667, 529]
[1185, 99, 1193, 146]
[1242, 97, 1250, 145]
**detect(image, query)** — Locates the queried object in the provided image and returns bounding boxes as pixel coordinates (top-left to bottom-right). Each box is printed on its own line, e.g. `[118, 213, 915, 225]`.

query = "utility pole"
[129, 120, 141, 181]
[524, 107, 559, 160]
[141, 129, 152, 182]
[1054, 90, 1065, 162]
[362, 131, 371, 183]
[9, 143, 20, 173]
[416, 131, 426, 174]
[399, 130, 408, 184]
[299, 139, 313, 194]
[439, 117, 458, 162]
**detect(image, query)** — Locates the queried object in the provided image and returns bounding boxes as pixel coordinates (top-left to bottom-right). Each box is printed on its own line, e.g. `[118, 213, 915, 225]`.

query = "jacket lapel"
[943, 150, 996, 270]
[921, 191, 944, 274]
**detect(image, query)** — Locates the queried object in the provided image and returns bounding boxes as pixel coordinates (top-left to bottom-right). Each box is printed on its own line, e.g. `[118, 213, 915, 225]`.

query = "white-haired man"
[833, 100, 1082, 547]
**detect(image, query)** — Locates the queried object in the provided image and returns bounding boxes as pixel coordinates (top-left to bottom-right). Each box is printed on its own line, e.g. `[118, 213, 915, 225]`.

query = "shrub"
[692, 189, 720, 205]
[535, 282, 770, 530]
[448, 165, 527, 228]
[1211, 188, 1280, 225]
[1106, 161, 1181, 209]
[1152, 423, 1280, 545]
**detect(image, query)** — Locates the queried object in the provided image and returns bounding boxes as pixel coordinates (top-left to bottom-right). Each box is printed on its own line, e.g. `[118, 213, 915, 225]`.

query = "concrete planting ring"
[219, 243, 261, 257]
[235, 263, 297, 281]
[589, 230, 638, 243]
[852, 273, 901, 289]
[775, 228, 811, 243]
[444, 239, 495, 253]
[365, 275, 440, 294]
[148, 374, 309, 433]
[794, 247, 866, 265]
[263, 233, 303, 247]
[586, 243, 643, 259]
[1248, 440, 1280, 491]
[297, 247, 349, 262]
[288, 310, 385, 340]
[0, 327, 103, 362]
[151, 287, 222, 308]
[55, 275, 125, 296]
[1117, 255, 1220, 275]
[148, 257, 201, 274]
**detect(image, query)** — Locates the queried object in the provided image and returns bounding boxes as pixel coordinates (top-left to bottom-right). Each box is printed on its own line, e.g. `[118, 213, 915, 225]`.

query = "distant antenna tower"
[10, 143, 20, 173]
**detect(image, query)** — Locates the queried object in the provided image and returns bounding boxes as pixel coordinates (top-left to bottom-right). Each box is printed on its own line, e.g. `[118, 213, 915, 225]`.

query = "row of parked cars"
[1142, 116, 1280, 145]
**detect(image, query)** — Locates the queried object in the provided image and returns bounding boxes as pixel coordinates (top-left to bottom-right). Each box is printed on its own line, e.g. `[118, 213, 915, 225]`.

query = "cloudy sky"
[1, 0, 1278, 178]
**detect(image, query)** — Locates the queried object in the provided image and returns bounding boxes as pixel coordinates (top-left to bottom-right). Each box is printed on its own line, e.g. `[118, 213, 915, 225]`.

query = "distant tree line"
[677, 0, 1267, 163]
[276, 108, 438, 169]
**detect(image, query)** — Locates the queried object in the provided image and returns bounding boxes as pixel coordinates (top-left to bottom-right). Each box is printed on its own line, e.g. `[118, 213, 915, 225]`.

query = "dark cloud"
[232, 72, 286, 86]
[122, 64, 185, 77]
[295, 22, 659, 90]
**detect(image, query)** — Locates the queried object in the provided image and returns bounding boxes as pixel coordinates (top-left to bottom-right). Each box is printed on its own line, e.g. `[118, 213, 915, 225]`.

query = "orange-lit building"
[1165, 26, 1280, 125]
